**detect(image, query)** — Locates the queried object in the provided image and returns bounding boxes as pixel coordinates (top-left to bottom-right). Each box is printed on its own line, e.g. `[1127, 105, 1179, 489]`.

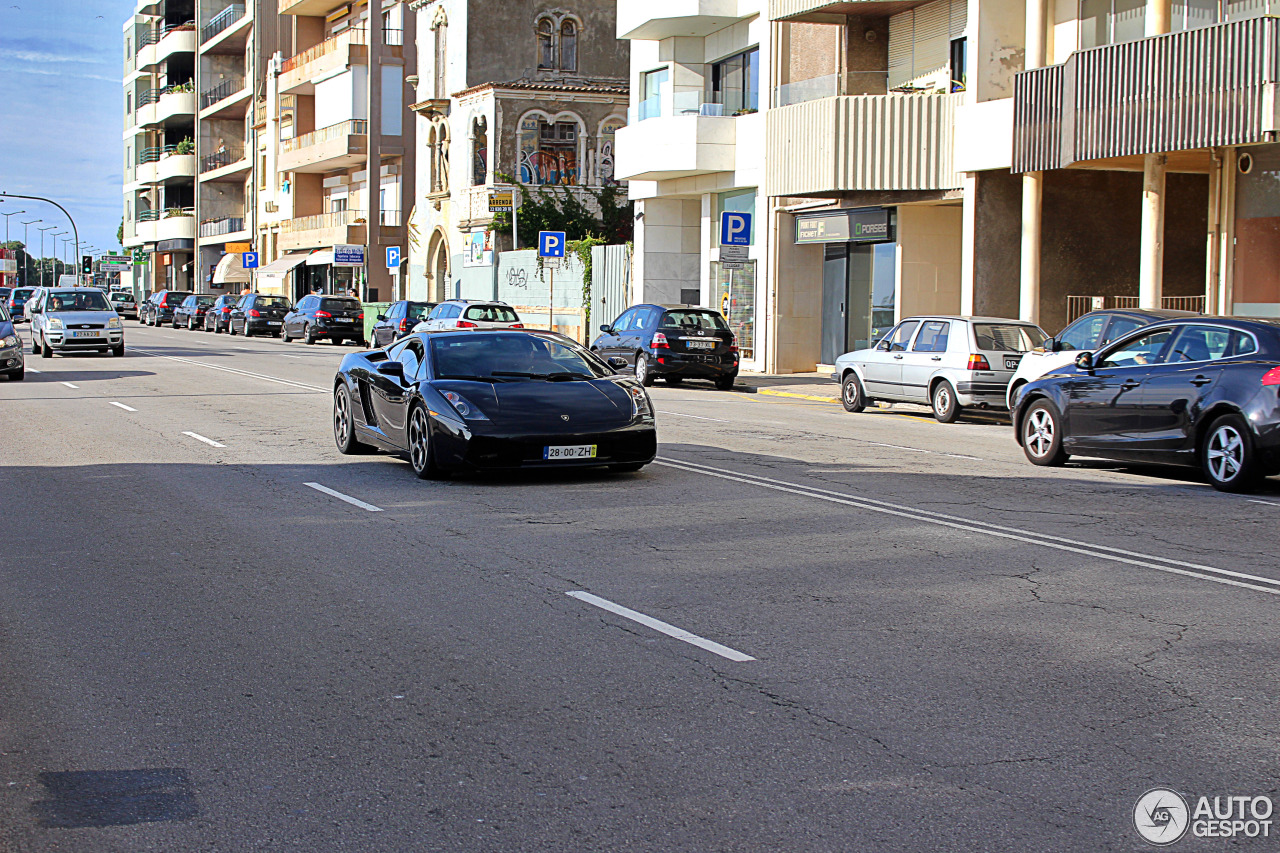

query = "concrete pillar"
[1205, 149, 1223, 315]
[1145, 0, 1172, 36]
[1019, 0, 1048, 324]
[961, 172, 977, 315]
[1138, 153, 1166, 309]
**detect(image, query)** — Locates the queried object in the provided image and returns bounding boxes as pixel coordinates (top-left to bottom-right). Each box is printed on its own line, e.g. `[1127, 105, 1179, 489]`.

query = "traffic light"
[81, 255, 92, 275]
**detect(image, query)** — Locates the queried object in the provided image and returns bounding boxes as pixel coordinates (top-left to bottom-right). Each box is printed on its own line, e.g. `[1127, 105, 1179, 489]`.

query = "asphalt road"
[3, 321, 1280, 851]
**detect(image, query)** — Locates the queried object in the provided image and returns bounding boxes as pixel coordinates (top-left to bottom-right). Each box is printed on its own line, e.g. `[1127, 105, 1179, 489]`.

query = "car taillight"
[315, 310, 332, 319]
[729, 342, 739, 354]
[357, 312, 364, 320]
[967, 354, 991, 371]
[456, 320, 477, 328]
[249, 309, 260, 317]
[221, 307, 231, 313]
[399, 319, 411, 333]
[510, 323, 524, 329]
[651, 332, 670, 349]
[1262, 367, 1280, 386]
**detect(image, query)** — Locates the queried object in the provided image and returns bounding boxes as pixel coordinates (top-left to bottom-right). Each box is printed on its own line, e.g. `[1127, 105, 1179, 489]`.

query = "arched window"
[471, 116, 488, 187]
[559, 20, 577, 72]
[537, 18, 555, 69]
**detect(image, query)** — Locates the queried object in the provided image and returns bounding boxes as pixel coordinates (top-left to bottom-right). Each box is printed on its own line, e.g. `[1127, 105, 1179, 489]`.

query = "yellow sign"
[488, 191, 514, 213]
[226, 243, 252, 253]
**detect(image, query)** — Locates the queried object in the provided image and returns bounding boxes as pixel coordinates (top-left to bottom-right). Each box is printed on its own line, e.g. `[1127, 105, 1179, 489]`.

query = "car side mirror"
[376, 314, 386, 321]
[876, 340, 890, 352]
[600, 324, 613, 334]
[377, 361, 405, 378]
[1046, 338, 1059, 352]
[606, 356, 628, 371]
[1075, 351, 1094, 371]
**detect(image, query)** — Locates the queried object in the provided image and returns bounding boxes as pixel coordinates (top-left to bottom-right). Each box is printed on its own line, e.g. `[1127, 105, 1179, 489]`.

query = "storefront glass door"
[820, 243, 896, 363]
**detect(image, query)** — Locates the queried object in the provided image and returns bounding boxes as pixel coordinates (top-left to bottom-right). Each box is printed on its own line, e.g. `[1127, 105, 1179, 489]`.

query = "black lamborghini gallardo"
[332, 329, 658, 477]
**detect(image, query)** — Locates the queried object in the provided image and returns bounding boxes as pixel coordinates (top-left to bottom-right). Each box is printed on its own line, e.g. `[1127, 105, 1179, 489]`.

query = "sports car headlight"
[108, 316, 122, 329]
[47, 318, 64, 330]
[627, 385, 653, 418]
[441, 390, 490, 421]
[1, 334, 17, 348]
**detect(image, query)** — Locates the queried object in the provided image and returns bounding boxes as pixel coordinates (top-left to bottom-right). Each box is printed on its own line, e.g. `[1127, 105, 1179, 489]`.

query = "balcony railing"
[280, 119, 367, 153]
[630, 91, 747, 124]
[138, 88, 162, 107]
[164, 207, 196, 219]
[161, 21, 195, 38]
[200, 217, 245, 237]
[202, 4, 246, 43]
[280, 27, 401, 73]
[201, 77, 245, 109]
[139, 144, 188, 164]
[137, 209, 161, 222]
[201, 146, 246, 173]
[137, 27, 161, 50]
[773, 72, 958, 108]
[1014, 16, 1280, 172]
[280, 209, 365, 234]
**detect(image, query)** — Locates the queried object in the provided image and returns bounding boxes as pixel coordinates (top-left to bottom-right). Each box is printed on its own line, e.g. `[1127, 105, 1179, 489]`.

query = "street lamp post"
[0, 193, 80, 279]
[0, 209, 26, 242]
[37, 226, 56, 287]
[20, 219, 39, 286]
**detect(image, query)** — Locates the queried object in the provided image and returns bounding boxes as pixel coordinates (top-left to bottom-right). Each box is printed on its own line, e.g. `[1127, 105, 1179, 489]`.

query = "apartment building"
[406, 0, 629, 303]
[263, 0, 416, 303]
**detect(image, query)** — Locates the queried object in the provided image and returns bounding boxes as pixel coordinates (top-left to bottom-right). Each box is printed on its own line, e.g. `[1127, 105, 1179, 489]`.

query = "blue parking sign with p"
[721, 212, 752, 246]
[242, 251, 259, 269]
[538, 231, 566, 258]
[387, 246, 401, 269]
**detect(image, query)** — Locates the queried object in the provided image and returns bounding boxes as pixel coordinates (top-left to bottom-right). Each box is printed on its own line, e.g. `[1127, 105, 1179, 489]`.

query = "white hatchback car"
[413, 300, 523, 332]
[28, 287, 125, 358]
[1004, 308, 1196, 409]
[833, 316, 1047, 422]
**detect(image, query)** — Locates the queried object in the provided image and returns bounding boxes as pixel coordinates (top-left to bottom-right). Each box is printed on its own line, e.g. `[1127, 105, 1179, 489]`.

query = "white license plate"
[686, 340, 716, 350]
[72, 331, 101, 338]
[543, 444, 598, 460]
[268, 321, 281, 325]
[1004, 356, 1022, 370]
[336, 317, 353, 322]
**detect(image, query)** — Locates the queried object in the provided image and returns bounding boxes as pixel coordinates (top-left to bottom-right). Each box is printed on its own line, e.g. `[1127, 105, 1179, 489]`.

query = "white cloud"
[0, 47, 109, 65]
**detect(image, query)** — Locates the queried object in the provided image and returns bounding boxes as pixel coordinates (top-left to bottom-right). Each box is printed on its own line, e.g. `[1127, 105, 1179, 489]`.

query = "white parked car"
[413, 300, 523, 332]
[1005, 308, 1196, 409]
[833, 316, 1048, 422]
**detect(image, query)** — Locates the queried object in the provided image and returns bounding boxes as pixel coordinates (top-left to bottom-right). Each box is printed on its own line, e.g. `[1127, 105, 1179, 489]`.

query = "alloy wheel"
[334, 386, 352, 448]
[409, 407, 430, 474]
[1025, 408, 1055, 459]
[1207, 424, 1244, 483]
[635, 355, 647, 385]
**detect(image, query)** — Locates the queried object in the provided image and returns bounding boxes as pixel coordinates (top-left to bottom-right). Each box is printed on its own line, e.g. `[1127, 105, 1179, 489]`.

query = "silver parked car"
[28, 287, 125, 358]
[833, 316, 1048, 422]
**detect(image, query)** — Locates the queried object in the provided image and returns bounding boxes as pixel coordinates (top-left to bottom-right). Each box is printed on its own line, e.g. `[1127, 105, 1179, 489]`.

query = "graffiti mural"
[518, 116, 580, 186]
[598, 119, 624, 186]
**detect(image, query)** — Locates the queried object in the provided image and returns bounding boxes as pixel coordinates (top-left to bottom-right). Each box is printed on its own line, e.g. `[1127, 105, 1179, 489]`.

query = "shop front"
[796, 208, 899, 365]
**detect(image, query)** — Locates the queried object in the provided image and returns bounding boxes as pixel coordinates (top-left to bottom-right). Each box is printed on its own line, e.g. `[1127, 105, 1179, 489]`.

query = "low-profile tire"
[228, 322, 237, 336]
[333, 383, 374, 455]
[40, 336, 51, 359]
[304, 325, 316, 345]
[714, 375, 735, 391]
[634, 353, 654, 387]
[841, 373, 867, 413]
[7, 368, 24, 381]
[1021, 398, 1069, 467]
[407, 404, 443, 479]
[609, 462, 646, 473]
[1201, 413, 1262, 493]
[931, 380, 961, 424]
[31, 335, 39, 355]
[282, 327, 292, 343]
[111, 344, 124, 357]
[664, 375, 683, 386]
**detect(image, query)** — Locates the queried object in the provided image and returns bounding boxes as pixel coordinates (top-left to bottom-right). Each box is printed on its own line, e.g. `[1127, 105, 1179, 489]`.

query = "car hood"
[0, 320, 15, 340]
[47, 311, 118, 325]
[437, 378, 634, 432]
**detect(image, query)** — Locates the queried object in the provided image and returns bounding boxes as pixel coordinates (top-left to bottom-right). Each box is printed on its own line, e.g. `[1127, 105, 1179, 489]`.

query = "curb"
[755, 388, 840, 404]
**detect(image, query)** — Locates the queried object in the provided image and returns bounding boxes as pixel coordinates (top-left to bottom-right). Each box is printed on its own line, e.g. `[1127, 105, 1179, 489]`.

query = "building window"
[640, 67, 669, 121]
[708, 48, 759, 115]
[518, 115, 580, 185]
[949, 38, 966, 92]
[126, 92, 133, 114]
[330, 196, 348, 213]
[560, 20, 577, 72]
[538, 18, 555, 69]
[472, 116, 488, 187]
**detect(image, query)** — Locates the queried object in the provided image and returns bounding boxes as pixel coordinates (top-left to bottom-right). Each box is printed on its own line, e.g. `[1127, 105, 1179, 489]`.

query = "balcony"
[278, 210, 368, 252]
[136, 208, 196, 242]
[202, 4, 246, 44]
[135, 27, 160, 70]
[146, 84, 196, 126]
[278, 119, 369, 174]
[768, 0, 920, 21]
[1013, 16, 1280, 173]
[766, 92, 962, 196]
[617, 92, 736, 181]
[279, 0, 347, 15]
[199, 216, 249, 242]
[279, 28, 369, 95]
[156, 22, 196, 63]
[617, 0, 747, 39]
[200, 145, 251, 182]
[155, 149, 197, 183]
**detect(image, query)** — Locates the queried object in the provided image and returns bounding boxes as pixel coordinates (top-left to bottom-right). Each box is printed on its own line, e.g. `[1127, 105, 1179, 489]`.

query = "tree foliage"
[490, 175, 633, 249]
[1, 241, 71, 286]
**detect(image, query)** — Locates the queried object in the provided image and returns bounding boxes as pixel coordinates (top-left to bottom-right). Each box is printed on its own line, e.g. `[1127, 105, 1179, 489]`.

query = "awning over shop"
[212, 252, 252, 284]
[306, 250, 334, 266]
[256, 252, 311, 276]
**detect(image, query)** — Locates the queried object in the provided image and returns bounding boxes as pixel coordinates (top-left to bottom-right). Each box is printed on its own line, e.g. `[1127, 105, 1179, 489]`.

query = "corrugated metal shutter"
[888, 11, 914, 88]
[913, 0, 950, 76]
[950, 0, 967, 39]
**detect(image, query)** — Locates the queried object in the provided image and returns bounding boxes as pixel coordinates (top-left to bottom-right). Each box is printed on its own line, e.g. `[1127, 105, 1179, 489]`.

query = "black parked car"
[7, 287, 34, 323]
[230, 293, 291, 337]
[371, 300, 437, 348]
[1015, 317, 1280, 492]
[591, 303, 739, 389]
[141, 290, 193, 326]
[332, 329, 656, 477]
[173, 293, 216, 329]
[283, 294, 364, 345]
[204, 294, 239, 333]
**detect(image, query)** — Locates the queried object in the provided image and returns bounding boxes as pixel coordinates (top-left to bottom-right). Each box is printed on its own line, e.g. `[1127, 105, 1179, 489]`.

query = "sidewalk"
[735, 371, 841, 404]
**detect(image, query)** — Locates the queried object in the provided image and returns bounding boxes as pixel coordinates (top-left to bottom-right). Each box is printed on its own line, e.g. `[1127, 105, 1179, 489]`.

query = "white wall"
[314, 66, 368, 129]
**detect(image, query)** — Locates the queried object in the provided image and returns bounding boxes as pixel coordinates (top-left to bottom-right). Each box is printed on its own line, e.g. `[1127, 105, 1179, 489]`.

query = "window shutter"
[912, 0, 950, 79]
[950, 0, 967, 39]
[887, 11, 914, 89]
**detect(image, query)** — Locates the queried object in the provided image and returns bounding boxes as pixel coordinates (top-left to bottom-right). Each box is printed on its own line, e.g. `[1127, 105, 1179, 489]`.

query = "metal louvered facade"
[1013, 16, 1280, 173]
[766, 93, 963, 197]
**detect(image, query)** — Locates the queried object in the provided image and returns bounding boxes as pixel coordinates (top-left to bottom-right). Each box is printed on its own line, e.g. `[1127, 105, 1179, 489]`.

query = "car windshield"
[195, 295, 215, 305]
[110, 292, 133, 302]
[0, 304, 9, 322]
[47, 290, 111, 312]
[463, 305, 520, 323]
[407, 302, 435, 320]
[660, 310, 730, 332]
[162, 292, 192, 305]
[0, 289, 9, 300]
[12, 289, 32, 301]
[320, 298, 361, 312]
[258, 297, 290, 309]
[973, 323, 1047, 353]
[431, 333, 610, 381]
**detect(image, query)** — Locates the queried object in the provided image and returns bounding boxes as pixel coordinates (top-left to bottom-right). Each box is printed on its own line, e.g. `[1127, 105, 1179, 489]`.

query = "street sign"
[386, 246, 401, 269]
[132, 249, 148, 264]
[720, 245, 748, 270]
[720, 211, 752, 247]
[538, 231, 566, 258]
[334, 244, 365, 267]
[226, 242, 252, 253]
[242, 251, 259, 269]
[488, 191, 514, 213]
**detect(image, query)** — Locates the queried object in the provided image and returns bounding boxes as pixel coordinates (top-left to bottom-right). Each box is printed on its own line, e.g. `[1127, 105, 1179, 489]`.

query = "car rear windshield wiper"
[491, 371, 593, 381]
[437, 374, 499, 382]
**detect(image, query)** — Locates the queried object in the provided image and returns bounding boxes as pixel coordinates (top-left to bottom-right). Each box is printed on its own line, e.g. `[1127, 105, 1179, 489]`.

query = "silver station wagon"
[833, 316, 1048, 422]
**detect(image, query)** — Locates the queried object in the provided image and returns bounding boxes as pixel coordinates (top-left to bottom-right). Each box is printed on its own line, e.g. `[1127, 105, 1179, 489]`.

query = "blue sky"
[0, 0, 132, 260]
